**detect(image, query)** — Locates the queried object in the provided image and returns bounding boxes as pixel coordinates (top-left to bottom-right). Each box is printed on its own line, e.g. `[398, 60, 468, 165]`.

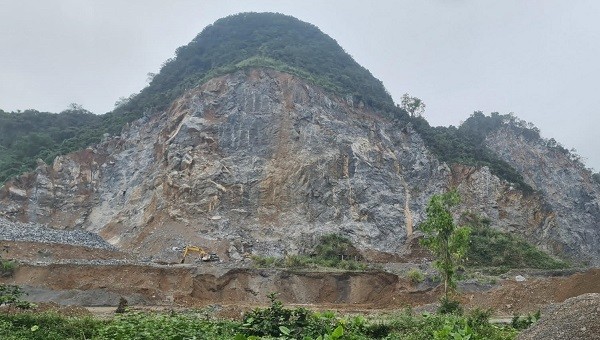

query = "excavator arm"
[180, 246, 219, 263]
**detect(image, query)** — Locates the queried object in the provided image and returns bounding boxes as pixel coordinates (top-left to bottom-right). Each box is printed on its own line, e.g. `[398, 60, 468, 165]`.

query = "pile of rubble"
[518, 293, 600, 340]
[0, 217, 115, 250]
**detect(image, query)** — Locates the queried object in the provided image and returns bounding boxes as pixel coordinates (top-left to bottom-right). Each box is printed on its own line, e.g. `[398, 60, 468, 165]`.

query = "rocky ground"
[517, 293, 600, 340]
[1, 216, 599, 334]
[0, 218, 115, 251]
[1, 236, 599, 316]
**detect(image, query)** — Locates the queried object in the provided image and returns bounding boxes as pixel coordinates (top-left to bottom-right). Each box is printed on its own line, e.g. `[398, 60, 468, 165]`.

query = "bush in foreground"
[0, 299, 526, 339]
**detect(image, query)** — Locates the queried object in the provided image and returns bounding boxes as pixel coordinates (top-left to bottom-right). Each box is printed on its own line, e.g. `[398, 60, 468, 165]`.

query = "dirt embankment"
[3, 255, 599, 315]
[1, 262, 438, 308]
[467, 269, 600, 314]
[1, 241, 599, 315]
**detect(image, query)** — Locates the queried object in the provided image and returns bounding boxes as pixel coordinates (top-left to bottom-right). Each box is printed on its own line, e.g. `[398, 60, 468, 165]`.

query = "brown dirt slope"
[467, 269, 600, 314]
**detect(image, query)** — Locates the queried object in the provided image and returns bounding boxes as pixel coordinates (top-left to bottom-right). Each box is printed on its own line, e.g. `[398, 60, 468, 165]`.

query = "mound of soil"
[518, 293, 600, 340]
[466, 269, 600, 314]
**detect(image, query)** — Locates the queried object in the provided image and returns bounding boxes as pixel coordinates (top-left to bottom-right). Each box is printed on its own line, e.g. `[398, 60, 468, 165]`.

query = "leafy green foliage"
[409, 112, 533, 193]
[420, 191, 471, 299]
[437, 296, 463, 315]
[0, 304, 526, 339]
[462, 213, 568, 272]
[0, 311, 101, 340]
[0, 107, 105, 184]
[381, 309, 518, 340]
[511, 310, 541, 330]
[251, 234, 366, 270]
[97, 311, 238, 339]
[313, 234, 357, 260]
[0, 284, 34, 310]
[401, 93, 426, 118]
[241, 292, 315, 338]
[117, 12, 395, 120]
[407, 268, 425, 284]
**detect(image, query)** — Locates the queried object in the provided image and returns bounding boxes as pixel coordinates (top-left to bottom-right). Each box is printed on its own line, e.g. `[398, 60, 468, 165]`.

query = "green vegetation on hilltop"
[0, 107, 101, 183]
[0, 105, 138, 184]
[0, 13, 555, 195]
[1, 13, 396, 184]
[411, 110, 594, 193]
[117, 12, 395, 118]
[409, 112, 533, 192]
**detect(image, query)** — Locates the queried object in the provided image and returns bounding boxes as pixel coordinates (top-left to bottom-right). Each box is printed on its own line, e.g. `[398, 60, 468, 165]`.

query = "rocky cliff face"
[1, 69, 598, 264]
[485, 127, 600, 264]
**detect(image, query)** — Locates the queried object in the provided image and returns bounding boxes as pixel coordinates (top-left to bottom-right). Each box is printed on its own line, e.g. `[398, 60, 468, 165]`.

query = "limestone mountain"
[0, 13, 598, 266]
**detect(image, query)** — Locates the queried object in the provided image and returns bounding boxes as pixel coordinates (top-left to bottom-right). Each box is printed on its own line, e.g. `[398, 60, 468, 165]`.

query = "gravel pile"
[0, 218, 116, 251]
[518, 293, 600, 340]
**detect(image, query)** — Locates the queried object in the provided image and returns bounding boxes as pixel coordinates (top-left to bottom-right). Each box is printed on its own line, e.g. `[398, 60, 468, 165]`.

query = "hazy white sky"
[1, 0, 599, 170]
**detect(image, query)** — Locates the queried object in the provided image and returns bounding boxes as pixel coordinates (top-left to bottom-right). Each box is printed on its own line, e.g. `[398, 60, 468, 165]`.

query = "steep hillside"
[0, 13, 525, 192]
[0, 13, 598, 266]
[1, 12, 394, 186]
[116, 12, 395, 118]
[0, 108, 104, 183]
[485, 123, 600, 264]
[2, 68, 595, 265]
[0, 69, 441, 259]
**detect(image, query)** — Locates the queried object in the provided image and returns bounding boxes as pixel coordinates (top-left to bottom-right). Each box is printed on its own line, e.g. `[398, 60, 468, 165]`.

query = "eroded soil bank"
[2, 259, 599, 316]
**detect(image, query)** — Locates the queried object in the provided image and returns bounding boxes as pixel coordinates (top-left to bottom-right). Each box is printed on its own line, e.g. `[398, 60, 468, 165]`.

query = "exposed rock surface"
[0, 68, 598, 264]
[486, 127, 600, 264]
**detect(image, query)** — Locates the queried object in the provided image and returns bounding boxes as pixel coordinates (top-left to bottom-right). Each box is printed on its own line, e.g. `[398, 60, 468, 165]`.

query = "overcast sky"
[1, 0, 599, 171]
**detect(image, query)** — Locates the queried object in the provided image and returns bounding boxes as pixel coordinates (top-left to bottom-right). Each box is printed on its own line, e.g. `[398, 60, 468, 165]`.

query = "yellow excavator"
[180, 246, 220, 264]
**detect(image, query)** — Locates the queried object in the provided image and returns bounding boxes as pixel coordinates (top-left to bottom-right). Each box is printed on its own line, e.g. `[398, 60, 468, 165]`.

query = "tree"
[419, 190, 471, 302]
[400, 93, 426, 118]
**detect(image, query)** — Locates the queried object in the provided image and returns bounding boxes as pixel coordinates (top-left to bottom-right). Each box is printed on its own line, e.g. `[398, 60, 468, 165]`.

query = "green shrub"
[0, 284, 35, 310]
[365, 321, 392, 338]
[465, 223, 568, 272]
[0, 311, 102, 339]
[241, 293, 331, 338]
[310, 234, 365, 270]
[250, 255, 284, 268]
[438, 296, 463, 315]
[511, 310, 541, 330]
[467, 308, 493, 328]
[0, 303, 524, 339]
[407, 268, 425, 284]
[0, 258, 16, 277]
[250, 234, 366, 271]
[284, 255, 312, 268]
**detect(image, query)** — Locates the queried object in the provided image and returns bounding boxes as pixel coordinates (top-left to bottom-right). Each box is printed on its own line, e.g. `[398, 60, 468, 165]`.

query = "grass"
[407, 268, 425, 284]
[0, 259, 16, 277]
[463, 216, 569, 274]
[251, 234, 367, 271]
[0, 303, 523, 340]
